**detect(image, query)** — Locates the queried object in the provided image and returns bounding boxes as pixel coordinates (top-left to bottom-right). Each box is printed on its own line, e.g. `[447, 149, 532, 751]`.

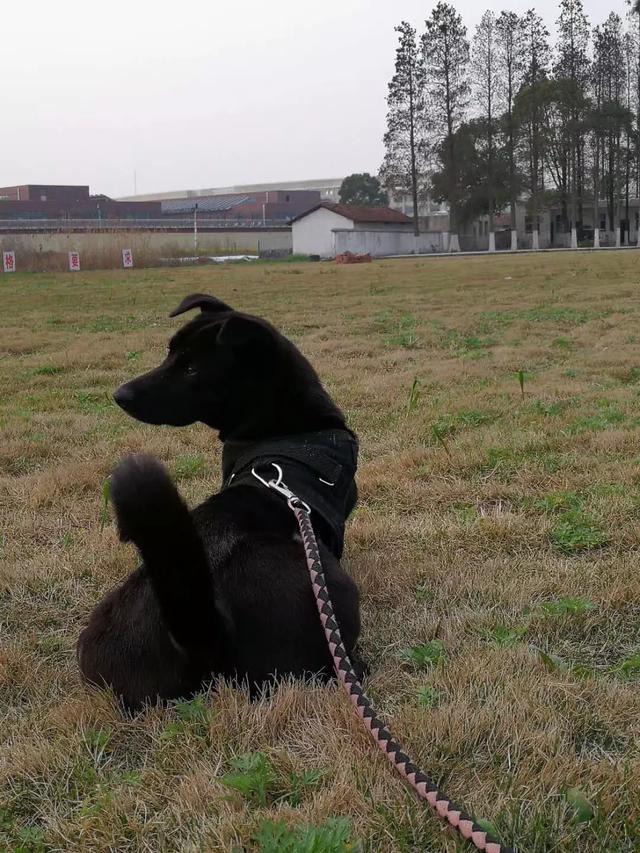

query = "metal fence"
[0, 218, 291, 233]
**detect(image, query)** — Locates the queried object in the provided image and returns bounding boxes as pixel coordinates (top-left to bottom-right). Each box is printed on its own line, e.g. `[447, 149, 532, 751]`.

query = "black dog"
[77, 293, 362, 710]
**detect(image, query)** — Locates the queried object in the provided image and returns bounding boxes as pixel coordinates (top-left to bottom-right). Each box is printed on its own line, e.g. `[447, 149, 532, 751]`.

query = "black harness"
[221, 428, 359, 558]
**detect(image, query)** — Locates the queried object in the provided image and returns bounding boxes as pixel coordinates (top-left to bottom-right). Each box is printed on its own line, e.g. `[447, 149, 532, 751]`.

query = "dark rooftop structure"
[0, 184, 161, 220]
[292, 203, 412, 225]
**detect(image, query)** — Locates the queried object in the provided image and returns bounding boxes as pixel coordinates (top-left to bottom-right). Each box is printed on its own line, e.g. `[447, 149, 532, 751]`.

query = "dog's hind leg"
[110, 454, 226, 652]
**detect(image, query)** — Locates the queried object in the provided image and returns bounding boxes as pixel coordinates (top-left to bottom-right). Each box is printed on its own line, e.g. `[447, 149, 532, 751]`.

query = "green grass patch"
[549, 511, 609, 554]
[173, 453, 206, 479]
[567, 400, 626, 434]
[75, 391, 114, 414]
[416, 685, 441, 709]
[400, 640, 445, 669]
[32, 365, 64, 376]
[538, 597, 595, 617]
[251, 817, 356, 852]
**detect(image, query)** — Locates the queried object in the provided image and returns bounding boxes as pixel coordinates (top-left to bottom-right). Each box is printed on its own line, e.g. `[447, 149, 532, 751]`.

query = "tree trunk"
[594, 135, 600, 248]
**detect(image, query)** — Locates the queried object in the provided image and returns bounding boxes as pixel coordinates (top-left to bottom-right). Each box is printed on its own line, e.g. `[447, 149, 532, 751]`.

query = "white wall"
[292, 207, 352, 257]
[333, 229, 443, 257]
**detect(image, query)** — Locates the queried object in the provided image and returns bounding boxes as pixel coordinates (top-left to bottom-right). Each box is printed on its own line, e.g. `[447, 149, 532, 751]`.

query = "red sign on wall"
[3, 250, 16, 273]
[122, 248, 134, 268]
[69, 251, 81, 271]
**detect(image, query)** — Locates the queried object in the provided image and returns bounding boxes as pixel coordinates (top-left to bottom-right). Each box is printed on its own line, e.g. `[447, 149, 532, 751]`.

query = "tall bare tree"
[471, 11, 500, 249]
[422, 2, 470, 251]
[514, 9, 550, 249]
[496, 11, 525, 248]
[592, 14, 632, 244]
[380, 22, 428, 237]
[553, 0, 591, 247]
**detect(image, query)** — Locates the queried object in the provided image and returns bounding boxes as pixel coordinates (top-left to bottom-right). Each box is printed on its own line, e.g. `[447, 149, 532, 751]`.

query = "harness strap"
[254, 463, 511, 853]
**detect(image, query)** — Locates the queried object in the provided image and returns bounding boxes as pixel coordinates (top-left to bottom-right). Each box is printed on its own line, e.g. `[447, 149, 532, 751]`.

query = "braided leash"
[291, 502, 510, 853]
[251, 465, 511, 851]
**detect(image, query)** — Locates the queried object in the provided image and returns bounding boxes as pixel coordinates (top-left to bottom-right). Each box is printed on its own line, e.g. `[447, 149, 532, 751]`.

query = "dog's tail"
[109, 454, 217, 649]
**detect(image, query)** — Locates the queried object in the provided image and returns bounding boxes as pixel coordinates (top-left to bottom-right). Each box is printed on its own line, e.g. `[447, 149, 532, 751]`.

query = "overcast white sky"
[3, 0, 625, 198]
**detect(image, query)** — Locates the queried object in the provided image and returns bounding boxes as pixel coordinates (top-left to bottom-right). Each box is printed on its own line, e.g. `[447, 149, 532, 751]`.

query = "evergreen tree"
[422, 2, 470, 250]
[338, 174, 389, 207]
[380, 22, 428, 236]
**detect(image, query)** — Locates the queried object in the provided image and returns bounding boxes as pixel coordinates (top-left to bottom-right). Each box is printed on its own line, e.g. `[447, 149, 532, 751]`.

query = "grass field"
[1, 252, 640, 852]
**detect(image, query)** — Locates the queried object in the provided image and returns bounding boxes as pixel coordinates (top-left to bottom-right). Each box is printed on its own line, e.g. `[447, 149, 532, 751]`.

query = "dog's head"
[114, 293, 312, 436]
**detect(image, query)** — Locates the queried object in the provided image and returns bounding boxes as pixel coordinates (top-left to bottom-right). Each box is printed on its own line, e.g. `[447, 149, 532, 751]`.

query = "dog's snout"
[114, 383, 135, 410]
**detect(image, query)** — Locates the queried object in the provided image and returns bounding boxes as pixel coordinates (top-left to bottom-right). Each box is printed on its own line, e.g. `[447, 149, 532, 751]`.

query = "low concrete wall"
[0, 228, 292, 271]
[333, 228, 443, 257]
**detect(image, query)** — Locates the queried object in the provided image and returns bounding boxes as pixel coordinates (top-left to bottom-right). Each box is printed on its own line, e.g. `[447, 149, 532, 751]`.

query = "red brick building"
[0, 185, 161, 219]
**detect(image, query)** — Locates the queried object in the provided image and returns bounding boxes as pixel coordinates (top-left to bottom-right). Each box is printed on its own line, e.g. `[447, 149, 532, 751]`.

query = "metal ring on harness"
[251, 463, 312, 514]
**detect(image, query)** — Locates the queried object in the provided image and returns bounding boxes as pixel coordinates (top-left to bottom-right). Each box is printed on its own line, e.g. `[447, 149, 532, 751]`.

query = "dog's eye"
[185, 364, 197, 376]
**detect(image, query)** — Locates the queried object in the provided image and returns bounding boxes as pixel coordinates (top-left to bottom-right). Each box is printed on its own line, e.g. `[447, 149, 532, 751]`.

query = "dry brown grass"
[1, 253, 640, 851]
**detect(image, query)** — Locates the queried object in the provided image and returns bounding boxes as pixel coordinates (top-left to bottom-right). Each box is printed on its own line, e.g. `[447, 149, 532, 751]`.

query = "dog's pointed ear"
[170, 293, 233, 318]
[216, 314, 275, 350]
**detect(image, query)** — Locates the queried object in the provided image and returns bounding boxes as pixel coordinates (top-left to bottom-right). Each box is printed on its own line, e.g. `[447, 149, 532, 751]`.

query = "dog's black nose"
[114, 384, 135, 410]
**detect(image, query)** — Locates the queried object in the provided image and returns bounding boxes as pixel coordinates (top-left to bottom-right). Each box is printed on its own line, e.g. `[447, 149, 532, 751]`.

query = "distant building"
[292, 203, 412, 257]
[161, 189, 322, 223]
[120, 178, 343, 206]
[0, 184, 161, 220]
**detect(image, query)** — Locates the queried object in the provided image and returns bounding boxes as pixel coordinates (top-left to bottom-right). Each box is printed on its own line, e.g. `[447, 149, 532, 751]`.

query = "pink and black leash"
[253, 464, 512, 853]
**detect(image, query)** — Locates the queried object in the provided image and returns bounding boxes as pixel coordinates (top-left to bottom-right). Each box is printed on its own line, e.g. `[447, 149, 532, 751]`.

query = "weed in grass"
[387, 314, 420, 348]
[400, 640, 445, 669]
[431, 409, 496, 439]
[567, 400, 626, 434]
[251, 817, 356, 853]
[431, 424, 451, 457]
[526, 399, 568, 417]
[611, 651, 640, 679]
[14, 825, 47, 853]
[484, 625, 528, 647]
[125, 350, 141, 362]
[414, 582, 435, 603]
[75, 391, 113, 414]
[406, 377, 420, 414]
[86, 315, 145, 333]
[220, 752, 277, 806]
[33, 365, 64, 376]
[549, 510, 610, 553]
[172, 695, 213, 725]
[533, 647, 568, 672]
[552, 337, 572, 350]
[416, 685, 441, 709]
[83, 727, 112, 765]
[534, 490, 583, 513]
[453, 503, 477, 525]
[284, 769, 325, 807]
[564, 368, 578, 377]
[617, 366, 640, 384]
[538, 597, 595, 617]
[456, 408, 496, 428]
[445, 329, 496, 358]
[174, 453, 206, 479]
[522, 306, 606, 325]
[565, 788, 595, 823]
